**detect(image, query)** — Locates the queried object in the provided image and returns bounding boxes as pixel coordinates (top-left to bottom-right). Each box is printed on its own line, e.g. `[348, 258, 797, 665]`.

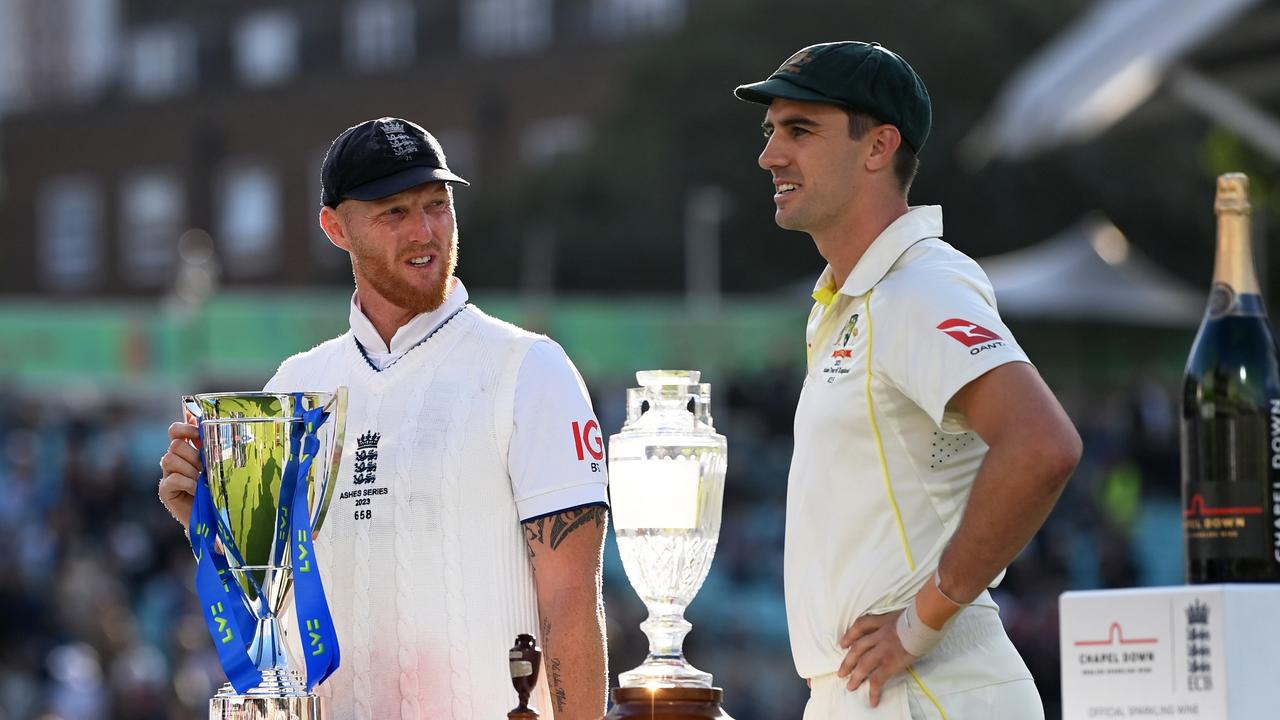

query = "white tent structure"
[977, 216, 1205, 326]
[962, 0, 1279, 168]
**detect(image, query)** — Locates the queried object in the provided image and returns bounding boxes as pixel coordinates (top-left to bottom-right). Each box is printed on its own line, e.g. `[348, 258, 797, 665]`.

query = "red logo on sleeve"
[936, 319, 1002, 347]
[572, 420, 604, 461]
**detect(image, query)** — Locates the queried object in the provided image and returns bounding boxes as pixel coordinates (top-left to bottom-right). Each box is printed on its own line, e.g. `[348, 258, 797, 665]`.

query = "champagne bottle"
[1181, 172, 1280, 583]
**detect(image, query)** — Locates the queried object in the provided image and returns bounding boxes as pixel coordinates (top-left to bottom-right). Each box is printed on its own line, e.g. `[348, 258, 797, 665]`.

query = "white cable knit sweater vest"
[268, 305, 553, 720]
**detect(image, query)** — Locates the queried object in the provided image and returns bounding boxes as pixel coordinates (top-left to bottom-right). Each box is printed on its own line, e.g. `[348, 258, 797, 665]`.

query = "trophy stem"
[249, 615, 293, 673]
[641, 602, 692, 659]
[619, 601, 711, 688]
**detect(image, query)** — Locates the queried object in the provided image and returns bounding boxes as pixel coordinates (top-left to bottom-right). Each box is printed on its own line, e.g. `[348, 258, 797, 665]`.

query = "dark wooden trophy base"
[604, 686, 733, 720]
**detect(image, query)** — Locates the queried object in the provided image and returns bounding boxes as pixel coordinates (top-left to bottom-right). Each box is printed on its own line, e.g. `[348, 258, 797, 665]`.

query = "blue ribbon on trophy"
[187, 396, 341, 693]
[282, 398, 341, 689]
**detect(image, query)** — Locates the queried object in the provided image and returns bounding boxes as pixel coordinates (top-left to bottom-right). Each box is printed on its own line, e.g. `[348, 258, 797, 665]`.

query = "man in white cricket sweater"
[159, 117, 610, 720]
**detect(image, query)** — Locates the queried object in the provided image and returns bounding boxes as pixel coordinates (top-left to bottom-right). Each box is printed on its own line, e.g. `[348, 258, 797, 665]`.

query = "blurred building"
[0, 0, 686, 297]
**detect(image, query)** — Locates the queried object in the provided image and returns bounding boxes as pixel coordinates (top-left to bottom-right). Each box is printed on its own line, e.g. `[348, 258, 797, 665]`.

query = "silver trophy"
[182, 389, 347, 720]
[608, 370, 727, 687]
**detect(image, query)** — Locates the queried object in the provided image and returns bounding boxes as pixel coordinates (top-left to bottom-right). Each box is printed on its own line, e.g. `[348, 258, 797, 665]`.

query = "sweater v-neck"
[350, 303, 471, 375]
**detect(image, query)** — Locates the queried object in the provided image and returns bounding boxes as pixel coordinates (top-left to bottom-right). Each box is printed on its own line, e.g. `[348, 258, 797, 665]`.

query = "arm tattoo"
[523, 505, 606, 556]
[550, 658, 567, 711]
[541, 617, 568, 711]
[549, 506, 605, 549]
[523, 518, 545, 561]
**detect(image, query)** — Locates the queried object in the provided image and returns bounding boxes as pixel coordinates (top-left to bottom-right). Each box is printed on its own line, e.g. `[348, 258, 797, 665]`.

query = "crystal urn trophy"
[605, 371, 733, 719]
[182, 389, 347, 720]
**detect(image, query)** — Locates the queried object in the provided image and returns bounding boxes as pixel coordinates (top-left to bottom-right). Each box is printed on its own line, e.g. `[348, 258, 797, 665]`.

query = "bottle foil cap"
[1215, 173, 1252, 215]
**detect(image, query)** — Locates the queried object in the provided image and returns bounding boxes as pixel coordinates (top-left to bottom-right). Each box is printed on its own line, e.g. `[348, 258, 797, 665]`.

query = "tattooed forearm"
[530, 538, 608, 719]
[523, 505, 607, 555]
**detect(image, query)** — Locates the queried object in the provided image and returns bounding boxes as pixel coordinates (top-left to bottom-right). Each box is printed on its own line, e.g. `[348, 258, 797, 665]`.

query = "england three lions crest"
[354, 430, 380, 485]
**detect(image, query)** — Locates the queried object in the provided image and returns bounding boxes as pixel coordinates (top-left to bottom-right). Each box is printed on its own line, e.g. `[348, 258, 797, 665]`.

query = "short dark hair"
[846, 109, 919, 195]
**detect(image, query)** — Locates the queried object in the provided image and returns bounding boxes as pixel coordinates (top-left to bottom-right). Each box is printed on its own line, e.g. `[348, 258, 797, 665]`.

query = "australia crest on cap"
[778, 48, 817, 75]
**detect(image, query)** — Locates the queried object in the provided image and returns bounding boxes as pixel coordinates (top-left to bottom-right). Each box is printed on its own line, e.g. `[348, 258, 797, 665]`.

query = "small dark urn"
[508, 634, 542, 719]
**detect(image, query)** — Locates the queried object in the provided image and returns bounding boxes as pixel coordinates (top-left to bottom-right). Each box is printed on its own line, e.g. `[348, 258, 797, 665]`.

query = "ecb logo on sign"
[1186, 600, 1212, 692]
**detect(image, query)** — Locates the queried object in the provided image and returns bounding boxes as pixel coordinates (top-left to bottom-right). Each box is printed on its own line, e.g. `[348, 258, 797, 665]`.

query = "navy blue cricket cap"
[734, 41, 932, 153]
[320, 117, 469, 208]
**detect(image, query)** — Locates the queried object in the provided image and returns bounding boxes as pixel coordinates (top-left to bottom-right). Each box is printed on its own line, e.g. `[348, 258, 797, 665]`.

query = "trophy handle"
[181, 395, 203, 425]
[311, 386, 348, 536]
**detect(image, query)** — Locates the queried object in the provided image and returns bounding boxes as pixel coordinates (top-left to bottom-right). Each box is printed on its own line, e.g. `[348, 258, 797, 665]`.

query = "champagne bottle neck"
[1212, 211, 1259, 295]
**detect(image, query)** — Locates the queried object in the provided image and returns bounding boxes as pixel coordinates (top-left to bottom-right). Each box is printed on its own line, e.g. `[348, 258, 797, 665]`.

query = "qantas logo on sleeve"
[937, 319, 1000, 346]
[937, 318, 1007, 355]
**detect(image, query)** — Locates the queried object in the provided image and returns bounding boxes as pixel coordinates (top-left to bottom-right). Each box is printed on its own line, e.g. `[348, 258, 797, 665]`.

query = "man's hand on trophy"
[158, 421, 201, 534]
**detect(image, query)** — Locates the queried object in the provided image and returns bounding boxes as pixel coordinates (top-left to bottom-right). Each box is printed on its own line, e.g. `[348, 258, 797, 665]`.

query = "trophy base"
[606, 686, 733, 720]
[619, 658, 712, 688]
[209, 686, 325, 720]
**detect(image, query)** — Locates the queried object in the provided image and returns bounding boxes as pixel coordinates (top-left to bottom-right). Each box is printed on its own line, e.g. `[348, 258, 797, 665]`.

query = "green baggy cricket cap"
[734, 41, 932, 152]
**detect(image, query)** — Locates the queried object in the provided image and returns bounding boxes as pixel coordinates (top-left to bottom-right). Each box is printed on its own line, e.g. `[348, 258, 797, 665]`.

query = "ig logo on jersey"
[572, 419, 604, 472]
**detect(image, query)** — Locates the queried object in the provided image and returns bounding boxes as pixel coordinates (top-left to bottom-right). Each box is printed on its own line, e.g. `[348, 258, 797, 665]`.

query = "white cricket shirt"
[785, 206, 1031, 680]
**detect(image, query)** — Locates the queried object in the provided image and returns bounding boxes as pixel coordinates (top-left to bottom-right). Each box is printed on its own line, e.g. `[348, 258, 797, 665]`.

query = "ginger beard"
[348, 226, 459, 315]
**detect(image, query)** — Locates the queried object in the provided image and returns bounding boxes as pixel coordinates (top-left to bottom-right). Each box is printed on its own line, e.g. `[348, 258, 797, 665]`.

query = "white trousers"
[802, 606, 1044, 720]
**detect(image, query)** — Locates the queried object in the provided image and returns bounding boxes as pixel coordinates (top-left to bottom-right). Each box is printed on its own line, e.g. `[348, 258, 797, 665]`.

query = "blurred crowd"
[0, 388, 225, 719]
[0, 359, 1184, 720]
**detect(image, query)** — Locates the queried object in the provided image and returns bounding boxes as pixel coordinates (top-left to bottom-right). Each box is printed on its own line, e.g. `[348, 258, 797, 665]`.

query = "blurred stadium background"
[1, 0, 1279, 717]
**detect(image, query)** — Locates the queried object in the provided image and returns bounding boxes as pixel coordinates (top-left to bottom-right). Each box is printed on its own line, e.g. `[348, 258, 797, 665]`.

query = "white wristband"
[895, 595, 946, 658]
